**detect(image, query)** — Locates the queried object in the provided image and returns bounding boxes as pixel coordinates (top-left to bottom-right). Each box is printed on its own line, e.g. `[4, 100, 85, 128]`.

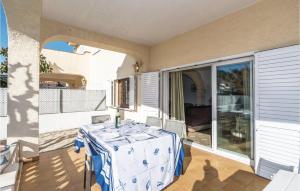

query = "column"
[3, 0, 42, 161]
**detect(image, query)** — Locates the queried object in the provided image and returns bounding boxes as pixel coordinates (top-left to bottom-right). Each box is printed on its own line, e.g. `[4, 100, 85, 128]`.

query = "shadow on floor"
[191, 160, 268, 191]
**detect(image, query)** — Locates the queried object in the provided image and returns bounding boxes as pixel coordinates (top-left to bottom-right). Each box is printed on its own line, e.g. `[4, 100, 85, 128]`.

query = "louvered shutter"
[106, 80, 113, 107]
[129, 76, 136, 110]
[255, 45, 300, 173]
[141, 72, 160, 122]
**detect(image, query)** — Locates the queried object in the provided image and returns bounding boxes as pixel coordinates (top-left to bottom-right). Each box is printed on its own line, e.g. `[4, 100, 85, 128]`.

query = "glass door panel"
[216, 61, 253, 157]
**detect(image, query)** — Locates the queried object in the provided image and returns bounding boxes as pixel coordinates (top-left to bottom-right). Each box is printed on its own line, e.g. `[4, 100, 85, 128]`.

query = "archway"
[183, 70, 206, 105]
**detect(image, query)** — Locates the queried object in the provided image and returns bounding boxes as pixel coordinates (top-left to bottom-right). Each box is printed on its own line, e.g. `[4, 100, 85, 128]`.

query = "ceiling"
[43, 0, 256, 46]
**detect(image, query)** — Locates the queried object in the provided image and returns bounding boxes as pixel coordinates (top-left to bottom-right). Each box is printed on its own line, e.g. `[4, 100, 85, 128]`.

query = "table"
[74, 121, 184, 191]
[263, 170, 300, 191]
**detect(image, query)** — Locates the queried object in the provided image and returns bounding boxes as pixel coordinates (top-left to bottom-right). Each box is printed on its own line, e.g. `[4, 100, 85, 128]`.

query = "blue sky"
[44, 41, 75, 53]
[0, 1, 7, 63]
[0, 1, 74, 64]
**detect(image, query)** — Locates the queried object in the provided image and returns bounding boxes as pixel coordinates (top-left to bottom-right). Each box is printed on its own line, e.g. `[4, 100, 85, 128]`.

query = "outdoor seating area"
[20, 145, 270, 191]
[0, 0, 299, 190]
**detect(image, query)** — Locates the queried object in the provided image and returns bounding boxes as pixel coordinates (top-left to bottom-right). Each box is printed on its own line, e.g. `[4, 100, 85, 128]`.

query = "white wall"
[198, 69, 212, 105]
[183, 75, 197, 105]
[41, 47, 140, 124]
[182, 68, 212, 106]
[0, 117, 7, 140]
[39, 109, 116, 133]
[1, 110, 116, 135]
[41, 48, 136, 90]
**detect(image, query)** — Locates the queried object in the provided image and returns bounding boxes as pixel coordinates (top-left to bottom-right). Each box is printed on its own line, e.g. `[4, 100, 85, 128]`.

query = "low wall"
[0, 109, 116, 138]
[0, 117, 7, 140]
[39, 109, 116, 133]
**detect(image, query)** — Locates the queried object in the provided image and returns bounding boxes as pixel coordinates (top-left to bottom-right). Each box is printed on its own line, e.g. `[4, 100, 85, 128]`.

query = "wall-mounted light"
[134, 60, 143, 74]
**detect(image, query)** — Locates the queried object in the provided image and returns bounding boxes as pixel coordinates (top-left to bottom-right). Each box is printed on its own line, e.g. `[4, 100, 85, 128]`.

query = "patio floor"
[20, 145, 269, 191]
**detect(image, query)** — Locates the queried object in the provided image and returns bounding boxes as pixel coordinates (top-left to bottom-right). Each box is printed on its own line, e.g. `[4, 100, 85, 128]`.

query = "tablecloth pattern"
[74, 122, 184, 191]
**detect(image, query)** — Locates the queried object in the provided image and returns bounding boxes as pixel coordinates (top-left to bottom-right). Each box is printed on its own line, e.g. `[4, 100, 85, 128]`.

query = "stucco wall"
[41, 19, 150, 70]
[41, 48, 136, 90]
[3, 0, 41, 161]
[149, 0, 299, 71]
[41, 48, 142, 122]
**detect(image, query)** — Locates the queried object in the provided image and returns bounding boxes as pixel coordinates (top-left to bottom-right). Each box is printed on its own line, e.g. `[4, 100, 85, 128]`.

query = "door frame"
[212, 57, 255, 163]
[160, 52, 255, 165]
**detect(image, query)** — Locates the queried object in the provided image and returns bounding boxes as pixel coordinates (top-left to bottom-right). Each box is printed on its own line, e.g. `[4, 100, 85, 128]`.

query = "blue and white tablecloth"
[74, 121, 184, 191]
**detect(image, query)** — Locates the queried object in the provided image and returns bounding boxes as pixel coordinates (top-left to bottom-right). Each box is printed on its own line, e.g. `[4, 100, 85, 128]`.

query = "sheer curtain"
[170, 72, 185, 121]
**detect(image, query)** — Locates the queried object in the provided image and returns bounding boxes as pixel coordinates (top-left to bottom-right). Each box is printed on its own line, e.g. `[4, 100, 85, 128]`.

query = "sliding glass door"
[216, 61, 253, 157]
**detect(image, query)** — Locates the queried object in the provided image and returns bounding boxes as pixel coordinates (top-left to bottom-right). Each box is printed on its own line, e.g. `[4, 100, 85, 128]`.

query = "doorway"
[182, 67, 212, 147]
[168, 66, 212, 147]
[163, 57, 254, 161]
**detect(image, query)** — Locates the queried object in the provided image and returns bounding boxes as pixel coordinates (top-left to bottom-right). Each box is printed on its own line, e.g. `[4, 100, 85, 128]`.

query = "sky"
[0, 1, 7, 63]
[0, 1, 74, 64]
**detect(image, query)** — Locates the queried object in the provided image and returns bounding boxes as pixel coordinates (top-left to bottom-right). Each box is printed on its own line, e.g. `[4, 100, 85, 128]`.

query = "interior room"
[169, 66, 212, 147]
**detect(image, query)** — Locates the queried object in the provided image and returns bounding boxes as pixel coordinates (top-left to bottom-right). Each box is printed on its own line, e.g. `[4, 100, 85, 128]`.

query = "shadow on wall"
[116, 55, 136, 79]
[51, 62, 64, 73]
[7, 63, 39, 160]
[116, 55, 137, 119]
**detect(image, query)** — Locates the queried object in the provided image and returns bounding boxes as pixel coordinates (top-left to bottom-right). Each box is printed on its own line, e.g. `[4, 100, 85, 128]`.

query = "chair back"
[92, 115, 111, 124]
[146, 116, 162, 128]
[257, 158, 294, 180]
[164, 119, 186, 139]
[298, 159, 300, 174]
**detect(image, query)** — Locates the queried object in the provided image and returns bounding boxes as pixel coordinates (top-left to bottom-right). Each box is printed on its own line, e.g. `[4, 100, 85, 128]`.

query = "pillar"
[3, 0, 41, 161]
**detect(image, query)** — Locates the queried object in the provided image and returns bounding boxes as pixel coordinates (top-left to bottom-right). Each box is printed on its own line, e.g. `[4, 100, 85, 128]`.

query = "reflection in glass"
[217, 61, 252, 157]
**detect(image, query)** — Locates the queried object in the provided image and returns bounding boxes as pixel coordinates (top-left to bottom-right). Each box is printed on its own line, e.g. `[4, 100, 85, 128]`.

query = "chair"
[164, 119, 187, 139]
[256, 158, 294, 180]
[298, 160, 300, 174]
[83, 138, 94, 190]
[91, 115, 111, 124]
[164, 119, 186, 175]
[146, 116, 162, 128]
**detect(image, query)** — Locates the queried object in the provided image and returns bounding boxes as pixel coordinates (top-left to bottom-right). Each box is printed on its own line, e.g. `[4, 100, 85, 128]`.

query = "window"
[112, 76, 136, 110]
[114, 78, 130, 108]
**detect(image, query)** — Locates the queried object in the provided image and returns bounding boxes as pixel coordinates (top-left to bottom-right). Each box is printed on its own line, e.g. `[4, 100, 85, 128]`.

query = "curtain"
[170, 72, 185, 121]
[242, 62, 251, 153]
[243, 63, 250, 112]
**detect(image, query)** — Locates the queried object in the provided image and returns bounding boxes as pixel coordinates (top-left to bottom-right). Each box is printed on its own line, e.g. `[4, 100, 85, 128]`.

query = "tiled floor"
[20, 146, 269, 191]
[39, 128, 78, 153]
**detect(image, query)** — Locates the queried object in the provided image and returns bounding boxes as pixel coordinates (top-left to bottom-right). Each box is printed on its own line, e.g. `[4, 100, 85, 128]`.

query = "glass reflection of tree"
[217, 64, 250, 96]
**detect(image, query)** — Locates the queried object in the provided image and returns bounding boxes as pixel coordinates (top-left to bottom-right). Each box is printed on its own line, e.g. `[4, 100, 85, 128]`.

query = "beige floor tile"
[20, 146, 269, 191]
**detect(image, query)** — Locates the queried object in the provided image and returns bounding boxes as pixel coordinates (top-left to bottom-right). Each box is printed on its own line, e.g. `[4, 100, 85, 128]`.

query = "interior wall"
[149, 0, 299, 71]
[183, 68, 211, 106]
[198, 69, 212, 105]
[182, 75, 197, 105]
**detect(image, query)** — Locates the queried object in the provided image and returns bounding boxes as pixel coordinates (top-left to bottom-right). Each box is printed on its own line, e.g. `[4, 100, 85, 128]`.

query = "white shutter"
[255, 45, 300, 173]
[141, 72, 160, 122]
[106, 80, 113, 107]
[129, 76, 136, 110]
